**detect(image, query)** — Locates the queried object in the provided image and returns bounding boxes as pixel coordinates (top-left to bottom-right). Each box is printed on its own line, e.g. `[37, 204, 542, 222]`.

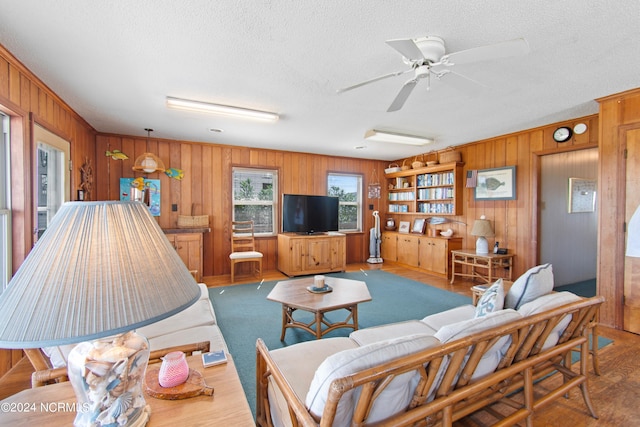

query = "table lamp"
[470, 215, 495, 254]
[0, 201, 201, 427]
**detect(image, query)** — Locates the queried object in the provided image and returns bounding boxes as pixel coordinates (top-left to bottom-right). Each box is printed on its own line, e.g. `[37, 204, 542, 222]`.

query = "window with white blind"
[232, 167, 278, 236]
[328, 173, 362, 232]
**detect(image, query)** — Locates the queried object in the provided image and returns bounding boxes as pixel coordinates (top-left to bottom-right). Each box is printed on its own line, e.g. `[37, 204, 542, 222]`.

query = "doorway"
[33, 124, 70, 240]
[539, 148, 598, 286]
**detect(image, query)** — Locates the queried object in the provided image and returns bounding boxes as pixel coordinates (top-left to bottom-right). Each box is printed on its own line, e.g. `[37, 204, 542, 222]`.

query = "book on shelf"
[202, 350, 228, 367]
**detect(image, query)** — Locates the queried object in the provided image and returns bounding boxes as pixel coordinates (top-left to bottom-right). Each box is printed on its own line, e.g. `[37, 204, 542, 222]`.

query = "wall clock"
[553, 126, 573, 143]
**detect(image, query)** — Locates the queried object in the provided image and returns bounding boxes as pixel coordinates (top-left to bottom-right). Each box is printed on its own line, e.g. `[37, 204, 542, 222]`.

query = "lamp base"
[475, 236, 489, 254]
[67, 331, 151, 427]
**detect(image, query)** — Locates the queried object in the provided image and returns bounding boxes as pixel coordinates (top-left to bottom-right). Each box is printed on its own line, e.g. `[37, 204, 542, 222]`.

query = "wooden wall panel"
[92, 135, 389, 278]
[0, 45, 96, 378]
[597, 88, 640, 328]
[392, 115, 599, 280]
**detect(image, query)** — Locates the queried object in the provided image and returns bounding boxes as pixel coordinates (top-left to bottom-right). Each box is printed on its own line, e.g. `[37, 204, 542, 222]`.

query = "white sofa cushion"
[504, 263, 554, 310]
[305, 334, 440, 427]
[421, 304, 476, 331]
[434, 309, 522, 381]
[267, 337, 358, 427]
[517, 291, 582, 350]
[475, 279, 505, 318]
[43, 283, 221, 368]
[349, 320, 436, 346]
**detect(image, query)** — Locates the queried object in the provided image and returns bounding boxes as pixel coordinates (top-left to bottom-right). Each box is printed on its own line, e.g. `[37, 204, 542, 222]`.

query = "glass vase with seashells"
[67, 331, 151, 427]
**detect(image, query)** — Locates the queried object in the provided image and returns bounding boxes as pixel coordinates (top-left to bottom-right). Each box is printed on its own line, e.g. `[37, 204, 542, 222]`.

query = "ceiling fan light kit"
[166, 96, 279, 122]
[364, 129, 434, 146]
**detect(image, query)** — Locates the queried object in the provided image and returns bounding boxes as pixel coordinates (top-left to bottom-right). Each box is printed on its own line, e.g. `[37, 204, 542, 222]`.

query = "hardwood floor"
[2, 263, 638, 426]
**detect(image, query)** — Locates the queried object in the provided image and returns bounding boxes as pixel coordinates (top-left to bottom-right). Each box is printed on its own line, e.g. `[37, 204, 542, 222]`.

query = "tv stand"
[277, 233, 346, 277]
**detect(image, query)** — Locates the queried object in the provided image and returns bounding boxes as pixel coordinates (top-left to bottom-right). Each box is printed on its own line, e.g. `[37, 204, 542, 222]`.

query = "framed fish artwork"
[474, 166, 516, 201]
[120, 178, 161, 216]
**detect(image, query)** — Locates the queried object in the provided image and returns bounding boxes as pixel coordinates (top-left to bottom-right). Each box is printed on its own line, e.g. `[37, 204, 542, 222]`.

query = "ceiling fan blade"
[442, 37, 529, 66]
[386, 38, 424, 60]
[337, 69, 412, 93]
[437, 69, 488, 97]
[387, 79, 418, 112]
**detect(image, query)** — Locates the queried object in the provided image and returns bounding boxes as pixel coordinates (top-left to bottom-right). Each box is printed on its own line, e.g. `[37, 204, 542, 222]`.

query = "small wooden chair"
[229, 220, 263, 283]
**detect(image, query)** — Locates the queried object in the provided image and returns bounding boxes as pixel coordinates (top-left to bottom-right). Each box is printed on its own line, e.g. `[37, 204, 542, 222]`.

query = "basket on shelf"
[177, 204, 209, 228]
[177, 215, 209, 228]
[401, 159, 411, 171]
[385, 163, 402, 174]
[439, 148, 462, 164]
[412, 154, 425, 169]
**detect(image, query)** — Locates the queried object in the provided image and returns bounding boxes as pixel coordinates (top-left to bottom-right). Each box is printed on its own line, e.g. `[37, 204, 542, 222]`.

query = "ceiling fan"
[338, 36, 530, 112]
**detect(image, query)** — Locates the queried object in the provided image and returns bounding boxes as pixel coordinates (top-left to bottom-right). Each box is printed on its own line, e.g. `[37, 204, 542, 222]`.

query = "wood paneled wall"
[0, 45, 96, 378]
[391, 115, 599, 281]
[597, 88, 640, 328]
[95, 134, 388, 277]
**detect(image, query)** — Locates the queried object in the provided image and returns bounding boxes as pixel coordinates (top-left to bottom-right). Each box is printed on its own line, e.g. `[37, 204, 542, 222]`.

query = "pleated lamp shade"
[0, 201, 200, 348]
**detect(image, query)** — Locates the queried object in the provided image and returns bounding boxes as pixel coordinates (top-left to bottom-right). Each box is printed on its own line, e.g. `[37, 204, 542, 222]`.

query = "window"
[0, 112, 11, 291]
[328, 173, 362, 232]
[232, 167, 278, 235]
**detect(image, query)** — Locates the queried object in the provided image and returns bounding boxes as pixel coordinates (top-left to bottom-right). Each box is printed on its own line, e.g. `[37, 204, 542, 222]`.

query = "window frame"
[0, 112, 11, 291]
[327, 172, 363, 233]
[231, 166, 278, 237]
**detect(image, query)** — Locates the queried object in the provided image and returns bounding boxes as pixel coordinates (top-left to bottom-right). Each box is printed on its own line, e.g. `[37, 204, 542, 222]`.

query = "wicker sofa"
[256, 265, 604, 427]
[29, 283, 226, 376]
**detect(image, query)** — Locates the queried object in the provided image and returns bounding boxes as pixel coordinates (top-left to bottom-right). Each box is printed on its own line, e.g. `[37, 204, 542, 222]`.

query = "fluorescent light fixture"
[364, 129, 433, 146]
[166, 96, 279, 122]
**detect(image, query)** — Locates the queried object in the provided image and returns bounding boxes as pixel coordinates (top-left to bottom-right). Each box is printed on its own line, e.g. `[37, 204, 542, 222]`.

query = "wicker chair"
[229, 221, 263, 282]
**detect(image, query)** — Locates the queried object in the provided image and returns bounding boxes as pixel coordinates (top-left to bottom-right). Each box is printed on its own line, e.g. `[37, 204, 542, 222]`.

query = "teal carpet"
[208, 270, 471, 416]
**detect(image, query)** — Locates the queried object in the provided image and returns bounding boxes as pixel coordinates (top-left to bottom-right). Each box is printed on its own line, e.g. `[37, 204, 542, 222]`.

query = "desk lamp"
[471, 215, 495, 254]
[0, 201, 201, 427]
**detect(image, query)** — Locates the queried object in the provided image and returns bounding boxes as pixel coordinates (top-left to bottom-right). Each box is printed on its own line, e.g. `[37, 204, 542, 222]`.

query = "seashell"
[85, 361, 114, 377]
[485, 177, 505, 191]
[440, 229, 454, 237]
[108, 392, 133, 419]
[95, 346, 136, 363]
[122, 333, 147, 351]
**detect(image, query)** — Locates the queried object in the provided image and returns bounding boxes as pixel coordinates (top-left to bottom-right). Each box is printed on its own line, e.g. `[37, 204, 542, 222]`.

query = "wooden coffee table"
[267, 277, 372, 340]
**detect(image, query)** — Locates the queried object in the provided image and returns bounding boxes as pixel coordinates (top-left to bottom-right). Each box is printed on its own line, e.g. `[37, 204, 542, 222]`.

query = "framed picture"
[411, 218, 426, 234]
[568, 177, 596, 213]
[474, 166, 516, 201]
[398, 221, 410, 234]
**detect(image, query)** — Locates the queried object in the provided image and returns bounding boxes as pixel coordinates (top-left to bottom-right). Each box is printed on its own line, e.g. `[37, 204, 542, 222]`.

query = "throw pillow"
[504, 263, 554, 310]
[475, 279, 505, 318]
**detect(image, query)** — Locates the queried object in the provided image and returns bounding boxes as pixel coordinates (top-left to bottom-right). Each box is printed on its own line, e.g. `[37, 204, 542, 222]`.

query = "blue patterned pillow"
[475, 279, 505, 318]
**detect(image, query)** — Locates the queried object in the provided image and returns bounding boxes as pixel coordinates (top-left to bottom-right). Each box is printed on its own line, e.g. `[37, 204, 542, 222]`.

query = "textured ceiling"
[1, 1, 639, 160]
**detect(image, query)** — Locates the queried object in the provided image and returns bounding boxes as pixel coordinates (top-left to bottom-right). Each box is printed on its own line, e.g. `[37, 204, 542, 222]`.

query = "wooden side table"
[450, 249, 515, 285]
[0, 354, 254, 426]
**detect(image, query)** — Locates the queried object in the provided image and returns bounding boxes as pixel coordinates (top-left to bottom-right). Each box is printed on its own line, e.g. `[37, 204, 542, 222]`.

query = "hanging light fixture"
[133, 128, 166, 174]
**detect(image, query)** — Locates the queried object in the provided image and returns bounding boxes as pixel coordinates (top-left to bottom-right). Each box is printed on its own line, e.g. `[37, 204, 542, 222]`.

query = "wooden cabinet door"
[397, 234, 419, 267]
[307, 238, 331, 271]
[381, 233, 397, 261]
[419, 237, 447, 274]
[289, 238, 305, 273]
[329, 236, 346, 270]
[167, 233, 203, 281]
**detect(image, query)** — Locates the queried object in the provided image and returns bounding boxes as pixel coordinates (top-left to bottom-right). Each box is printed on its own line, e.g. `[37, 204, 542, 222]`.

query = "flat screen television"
[282, 194, 339, 234]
